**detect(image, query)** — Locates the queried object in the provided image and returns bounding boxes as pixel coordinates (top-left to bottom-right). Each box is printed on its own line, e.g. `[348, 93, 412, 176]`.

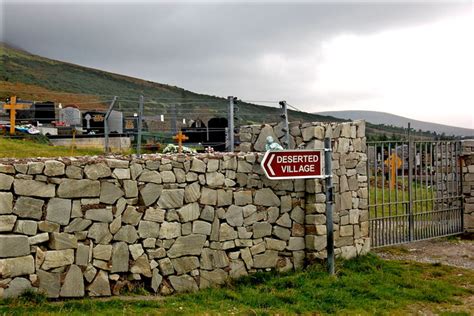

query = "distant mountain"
[317, 110, 474, 137]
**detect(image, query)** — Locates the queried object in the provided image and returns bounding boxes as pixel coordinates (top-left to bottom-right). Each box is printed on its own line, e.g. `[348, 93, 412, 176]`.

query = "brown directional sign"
[261, 150, 324, 180]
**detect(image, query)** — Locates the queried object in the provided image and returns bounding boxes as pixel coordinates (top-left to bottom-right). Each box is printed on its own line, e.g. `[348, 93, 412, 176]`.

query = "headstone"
[59, 107, 82, 127]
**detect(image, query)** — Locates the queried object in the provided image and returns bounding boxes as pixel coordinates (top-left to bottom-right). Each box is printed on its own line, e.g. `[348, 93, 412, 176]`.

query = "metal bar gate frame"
[367, 136, 463, 248]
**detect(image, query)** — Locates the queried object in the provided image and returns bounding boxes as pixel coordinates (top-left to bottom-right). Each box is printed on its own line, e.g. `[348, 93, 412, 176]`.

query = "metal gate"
[367, 139, 463, 248]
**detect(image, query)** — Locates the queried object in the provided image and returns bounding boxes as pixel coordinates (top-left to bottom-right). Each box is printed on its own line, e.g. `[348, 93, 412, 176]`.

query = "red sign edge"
[260, 149, 326, 180]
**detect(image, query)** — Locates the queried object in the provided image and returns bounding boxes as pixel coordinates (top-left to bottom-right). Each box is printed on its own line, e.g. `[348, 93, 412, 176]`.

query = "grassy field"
[0, 137, 104, 158]
[1, 254, 473, 315]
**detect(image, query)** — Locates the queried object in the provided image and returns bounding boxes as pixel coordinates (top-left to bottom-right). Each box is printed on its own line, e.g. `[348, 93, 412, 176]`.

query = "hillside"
[0, 43, 340, 126]
[318, 110, 474, 137]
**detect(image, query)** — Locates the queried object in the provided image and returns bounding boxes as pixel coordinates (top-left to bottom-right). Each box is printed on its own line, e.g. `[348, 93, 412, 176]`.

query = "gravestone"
[60, 107, 82, 127]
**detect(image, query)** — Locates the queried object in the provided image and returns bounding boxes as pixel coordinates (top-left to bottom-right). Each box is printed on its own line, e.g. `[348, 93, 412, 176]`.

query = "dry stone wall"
[0, 121, 369, 299]
[461, 140, 474, 232]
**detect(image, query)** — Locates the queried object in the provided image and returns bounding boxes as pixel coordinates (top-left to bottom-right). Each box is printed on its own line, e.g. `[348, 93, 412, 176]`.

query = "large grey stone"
[76, 243, 90, 266]
[114, 225, 138, 243]
[184, 182, 201, 203]
[158, 257, 175, 276]
[290, 206, 305, 224]
[219, 223, 237, 241]
[60, 265, 84, 297]
[88, 270, 111, 296]
[159, 221, 181, 239]
[273, 226, 291, 240]
[143, 207, 165, 222]
[130, 254, 152, 277]
[41, 249, 75, 270]
[106, 158, 129, 169]
[129, 244, 144, 260]
[171, 256, 200, 275]
[200, 187, 217, 205]
[253, 250, 279, 268]
[229, 259, 248, 279]
[140, 183, 163, 206]
[87, 223, 113, 244]
[224, 205, 243, 227]
[57, 179, 100, 198]
[254, 125, 279, 152]
[123, 180, 138, 198]
[200, 269, 228, 288]
[287, 237, 305, 251]
[177, 202, 200, 222]
[234, 191, 252, 206]
[122, 206, 143, 225]
[113, 168, 130, 180]
[46, 198, 71, 225]
[27, 161, 44, 174]
[138, 220, 160, 238]
[138, 170, 162, 183]
[64, 218, 92, 232]
[85, 208, 113, 223]
[0, 255, 34, 277]
[167, 234, 207, 258]
[253, 222, 272, 238]
[0, 235, 30, 258]
[192, 220, 212, 235]
[158, 189, 184, 208]
[2, 277, 33, 298]
[99, 182, 124, 204]
[169, 274, 198, 293]
[190, 158, 206, 173]
[49, 232, 78, 250]
[254, 188, 280, 206]
[0, 215, 16, 232]
[14, 179, 55, 197]
[0, 192, 13, 215]
[37, 270, 61, 298]
[200, 248, 229, 269]
[160, 170, 176, 183]
[13, 220, 37, 236]
[276, 213, 292, 228]
[13, 197, 44, 219]
[206, 172, 225, 187]
[65, 165, 83, 179]
[28, 232, 50, 245]
[44, 160, 65, 176]
[151, 269, 163, 293]
[0, 174, 14, 191]
[111, 242, 129, 273]
[84, 163, 111, 180]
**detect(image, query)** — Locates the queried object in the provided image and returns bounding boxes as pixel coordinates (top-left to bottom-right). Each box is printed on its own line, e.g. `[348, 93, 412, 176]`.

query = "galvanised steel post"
[228, 96, 234, 152]
[324, 137, 335, 275]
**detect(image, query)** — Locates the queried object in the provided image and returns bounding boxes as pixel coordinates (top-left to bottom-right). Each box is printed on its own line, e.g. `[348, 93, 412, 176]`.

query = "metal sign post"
[324, 138, 335, 275]
[261, 138, 334, 275]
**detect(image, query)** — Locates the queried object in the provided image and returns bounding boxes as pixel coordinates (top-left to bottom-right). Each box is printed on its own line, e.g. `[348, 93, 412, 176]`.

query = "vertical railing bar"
[414, 142, 419, 240]
[388, 142, 392, 245]
[408, 125, 414, 242]
[457, 141, 463, 231]
[441, 142, 446, 236]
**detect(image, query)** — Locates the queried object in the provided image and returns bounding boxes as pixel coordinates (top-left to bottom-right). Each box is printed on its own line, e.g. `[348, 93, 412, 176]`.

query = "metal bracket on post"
[279, 101, 290, 149]
[324, 137, 335, 275]
[104, 96, 118, 154]
[136, 95, 144, 158]
[228, 96, 235, 152]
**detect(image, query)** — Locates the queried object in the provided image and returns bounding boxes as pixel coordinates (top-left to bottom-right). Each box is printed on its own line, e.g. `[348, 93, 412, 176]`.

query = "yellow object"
[173, 131, 189, 154]
[385, 153, 402, 189]
[3, 96, 30, 135]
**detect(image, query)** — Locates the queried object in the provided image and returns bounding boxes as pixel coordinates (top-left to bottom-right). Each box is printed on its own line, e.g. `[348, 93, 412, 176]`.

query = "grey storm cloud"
[1, 1, 470, 108]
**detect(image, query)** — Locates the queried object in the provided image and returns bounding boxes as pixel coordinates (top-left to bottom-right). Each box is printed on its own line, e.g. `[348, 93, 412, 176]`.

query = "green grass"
[1, 254, 473, 315]
[0, 137, 104, 158]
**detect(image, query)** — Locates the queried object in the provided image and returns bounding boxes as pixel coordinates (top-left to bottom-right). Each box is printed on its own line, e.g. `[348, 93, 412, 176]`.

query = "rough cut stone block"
[111, 242, 129, 273]
[13, 220, 38, 236]
[224, 205, 244, 227]
[144, 207, 165, 222]
[254, 188, 280, 206]
[123, 180, 138, 198]
[49, 232, 78, 250]
[219, 223, 237, 241]
[130, 254, 152, 277]
[159, 222, 181, 239]
[113, 168, 130, 180]
[2, 277, 33, 298]
[0, 192, 13, 215]
[0, 174, 14, 191]
[64, 218, 92, 233]
[99, 182, 124, 204]
[192, 220, 212, 235]
[167, 234, 207, 258]
[0, 255, 34, 277]
[88, 270, 111, 296]
[171, 256, 200, 275]
[46, 198, 72, 225]
[114, 225, 138, 244]
[84, 163, 111, 180]
[60, 265, 84, 297]
[140, 183, 163, 206]
[253, 222, 272, 239]
[14, 179, 55, 197]
[177, 202, 200, 222]
[37, 270, 61, 298]
[138, 220, 160, 238]
[85, 208, 113, 223]
[0, 215, 17, 232]
[44, 160, 65, 176]
[151, 269, 163, 293]
[200, 187, 217, 205]
[87, 223, 113, 244]
[234, 191, 252, 206]
[169, 274, 198, 292]
[158, 189, 184, 208]
[41, 249, 75, 270]
[28, 233, 50, 245]
[57, 179, 100, 198]
[253, 250, 279, 268]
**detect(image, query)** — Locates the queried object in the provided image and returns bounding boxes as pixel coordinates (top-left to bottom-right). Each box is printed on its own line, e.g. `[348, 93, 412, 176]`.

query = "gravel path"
[374, 235, 474, 270]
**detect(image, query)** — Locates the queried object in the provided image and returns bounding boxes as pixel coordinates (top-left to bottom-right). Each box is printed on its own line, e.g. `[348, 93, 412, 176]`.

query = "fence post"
[279, 101, 290, 149]
[104, 96, 118, 154]
[407, 122, 414, 241]
[324, 137, 335, 275]
[136, 95, 144, 157]
[228, 96, 235, 152]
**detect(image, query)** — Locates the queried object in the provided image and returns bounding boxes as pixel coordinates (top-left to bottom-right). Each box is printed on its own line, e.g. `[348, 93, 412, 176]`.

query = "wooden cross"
[3, 96, 30, 135]
[173, 131, 189, 153]
[385, 153, 402, 190]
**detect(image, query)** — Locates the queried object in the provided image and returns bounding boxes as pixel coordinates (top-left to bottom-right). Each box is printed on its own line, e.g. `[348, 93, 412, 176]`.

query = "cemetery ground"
[1, 248, 473, 315]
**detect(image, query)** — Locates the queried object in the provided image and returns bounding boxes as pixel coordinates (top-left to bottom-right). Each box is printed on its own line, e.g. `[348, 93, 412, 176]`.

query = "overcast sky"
[2, 1, 473, 128]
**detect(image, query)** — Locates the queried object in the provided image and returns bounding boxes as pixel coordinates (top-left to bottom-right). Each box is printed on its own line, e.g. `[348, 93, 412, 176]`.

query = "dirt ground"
[374, 234, 474, 270]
